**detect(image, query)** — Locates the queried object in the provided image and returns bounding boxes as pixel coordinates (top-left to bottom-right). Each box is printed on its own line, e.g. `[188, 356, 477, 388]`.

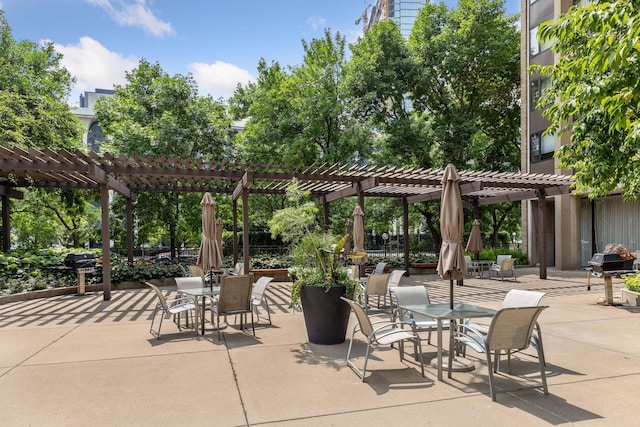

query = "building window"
[530, 77, 551, 109]
[530, 25, 553, 56]
[530, 131, 555, 163]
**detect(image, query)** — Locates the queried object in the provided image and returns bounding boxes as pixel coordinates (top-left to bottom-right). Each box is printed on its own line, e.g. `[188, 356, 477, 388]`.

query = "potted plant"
[622, 272, 640, 306]
[603, 243, 637, 270]
[269, 181, 363, 344]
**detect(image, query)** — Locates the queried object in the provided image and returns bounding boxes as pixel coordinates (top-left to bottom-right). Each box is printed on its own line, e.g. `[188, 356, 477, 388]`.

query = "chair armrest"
[167, 296, 195, 306]
[453, 323, 487, 353]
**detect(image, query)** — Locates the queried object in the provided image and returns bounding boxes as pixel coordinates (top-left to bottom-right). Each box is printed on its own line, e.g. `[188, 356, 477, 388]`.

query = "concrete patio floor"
[1, 268, 639, 426]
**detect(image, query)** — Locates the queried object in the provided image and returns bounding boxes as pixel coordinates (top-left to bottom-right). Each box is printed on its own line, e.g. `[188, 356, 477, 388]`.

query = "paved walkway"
[1, 268, 638, 426]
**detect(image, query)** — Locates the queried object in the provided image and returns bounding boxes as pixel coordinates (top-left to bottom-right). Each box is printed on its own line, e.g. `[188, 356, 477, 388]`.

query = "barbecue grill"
[588, 253, 633, 274]
[64, 254, 97, 295]
[64, 253, 97, 270]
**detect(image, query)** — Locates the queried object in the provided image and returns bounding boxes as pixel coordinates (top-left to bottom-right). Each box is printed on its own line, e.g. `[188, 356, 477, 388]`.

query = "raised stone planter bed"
[621, 288, 640, 306]
[250, 268, 291, 282]
[409, 262, 438, 275]
[0, 278, 174, 305]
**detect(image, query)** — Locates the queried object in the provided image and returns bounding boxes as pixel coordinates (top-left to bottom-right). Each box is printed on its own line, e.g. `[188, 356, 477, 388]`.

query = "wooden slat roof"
[0, 146, 574, 204]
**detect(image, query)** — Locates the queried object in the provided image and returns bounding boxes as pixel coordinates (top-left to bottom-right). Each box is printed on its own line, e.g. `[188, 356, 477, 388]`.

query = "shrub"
[623, 273, 640, 292]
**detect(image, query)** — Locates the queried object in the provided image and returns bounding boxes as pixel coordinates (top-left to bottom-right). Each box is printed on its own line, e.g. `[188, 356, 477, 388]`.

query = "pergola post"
[232, 198, 238, 265]
[2, 194, 9, 253]
[101, 183, 111, 300]
[242, 188, 250, 273]
[126, 194, 134, 262]
[537, 189, 547, 279]
[402, 197, 410, 276]
[322, 196, 329, 232]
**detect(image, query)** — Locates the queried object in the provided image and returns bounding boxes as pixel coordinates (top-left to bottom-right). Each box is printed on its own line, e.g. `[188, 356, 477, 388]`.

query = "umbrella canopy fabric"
[215, 218, 223, 258]
[466, 219, 483, 259]
[352, 206, 367, 267]
[436, 165, 466, 308]
[196, 192, 223, 272]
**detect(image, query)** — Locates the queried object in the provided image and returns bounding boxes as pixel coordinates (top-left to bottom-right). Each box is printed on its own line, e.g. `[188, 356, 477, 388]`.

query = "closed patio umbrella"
[466, 219, 483, 261]
[436, 164, 466, 309]
[344, 219, 353, 258]
[215, 218, 223, 259]
[352, 206, 367, 277]
[196, 193, 223, 282]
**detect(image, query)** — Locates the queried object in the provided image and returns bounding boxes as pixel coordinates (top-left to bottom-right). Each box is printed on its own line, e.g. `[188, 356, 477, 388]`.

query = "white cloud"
[53, 36, 138, 95]
[189, 61, 255, 99]
[84, 0, 175, 38]
[307, 15, 327, 31]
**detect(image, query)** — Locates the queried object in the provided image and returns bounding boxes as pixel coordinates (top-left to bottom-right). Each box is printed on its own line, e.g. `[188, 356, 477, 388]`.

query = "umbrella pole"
[449, 279, 454, 309]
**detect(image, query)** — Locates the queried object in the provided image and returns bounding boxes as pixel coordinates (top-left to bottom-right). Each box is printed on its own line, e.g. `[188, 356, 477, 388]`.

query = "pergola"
[0, 146, 574, 300]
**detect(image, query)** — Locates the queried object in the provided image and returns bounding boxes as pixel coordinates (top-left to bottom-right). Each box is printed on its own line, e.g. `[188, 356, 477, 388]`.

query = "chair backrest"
[502, 289, 545, 308]
[175, 277, 204, 292]
[252, 276, 274, 300]
[390, 286, 433, 323]
[341, 297, 374, 337]
[373, 262, 387, 274]
[464, 255, 472, 265]
[496, 255, 511, 266]
[500, 258, 515, 271]
[218, 274, 252, 314]
[188, 265, 205, 278]
[487, 306, 547, 352]
[145, 282, 168, 310]
[387, 270, 405, 289]
[366, 273, 390, 296]
[392, 285, 431, 306]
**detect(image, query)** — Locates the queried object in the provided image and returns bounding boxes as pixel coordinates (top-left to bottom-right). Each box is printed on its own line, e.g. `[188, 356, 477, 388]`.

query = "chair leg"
[537, 341, 549, 395]
[361, 342, 372, 382]
[486, 351, 498, 401]
[265, 299, 272, 325]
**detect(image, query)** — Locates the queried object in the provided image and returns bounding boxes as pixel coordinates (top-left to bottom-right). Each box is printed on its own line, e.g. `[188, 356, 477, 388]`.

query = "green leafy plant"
[268, 180, 362, 308]
[622, 273, 640, 293]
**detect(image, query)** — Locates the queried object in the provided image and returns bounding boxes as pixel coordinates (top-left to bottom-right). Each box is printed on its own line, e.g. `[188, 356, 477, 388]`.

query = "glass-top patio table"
[180, 287, 220, 336]
[400, 302, 496, 380]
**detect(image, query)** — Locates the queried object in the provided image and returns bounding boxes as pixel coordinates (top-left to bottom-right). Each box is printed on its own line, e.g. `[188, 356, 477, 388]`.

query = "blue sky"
[1, 0, 520, 105]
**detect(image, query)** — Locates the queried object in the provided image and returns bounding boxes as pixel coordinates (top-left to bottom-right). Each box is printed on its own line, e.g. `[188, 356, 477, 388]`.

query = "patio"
[1, 268, 639, 426]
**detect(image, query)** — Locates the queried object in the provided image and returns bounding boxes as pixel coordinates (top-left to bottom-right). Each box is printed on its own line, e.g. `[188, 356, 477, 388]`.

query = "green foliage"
[94, 59, 233, 256]
[622, 273, 640, 293]
[0, 248, 101, 296]
[473, 247, 528, 265]
[533, 0, 640, 200]
[110, 258, 184, 284]
[230, 30, 373, 166]
[408, 0, 521, 171]
[0, 12, 84, 149]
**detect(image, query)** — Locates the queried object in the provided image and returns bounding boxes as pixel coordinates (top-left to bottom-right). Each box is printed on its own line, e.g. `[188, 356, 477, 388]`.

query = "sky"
[1, 0, 520, 106]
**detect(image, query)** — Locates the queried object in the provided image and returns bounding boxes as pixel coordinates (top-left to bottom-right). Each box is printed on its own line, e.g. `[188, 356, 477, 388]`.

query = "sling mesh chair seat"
[146, 282, 196, 339]
[390, 285, 449, 346]
[361, 273, 391, 313]
[450, 305, 549, 401]
[342, 297, 424, 382]
[251, 276, 274, 325]
[490, 255, 516, 281]
[464, 290, 547, 366]
[208, 274, 254, 340]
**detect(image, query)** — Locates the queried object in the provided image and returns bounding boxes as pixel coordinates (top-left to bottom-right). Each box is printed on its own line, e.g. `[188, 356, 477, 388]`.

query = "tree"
[346, 20, 430, 168]
[534, 0, 640, 200]
[409, 0, 520, 170]
[95, 59, 232, 257]
[231, 30, 373, 166]
[0, 12, 83, 148]
[0, 12, 92, 249]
